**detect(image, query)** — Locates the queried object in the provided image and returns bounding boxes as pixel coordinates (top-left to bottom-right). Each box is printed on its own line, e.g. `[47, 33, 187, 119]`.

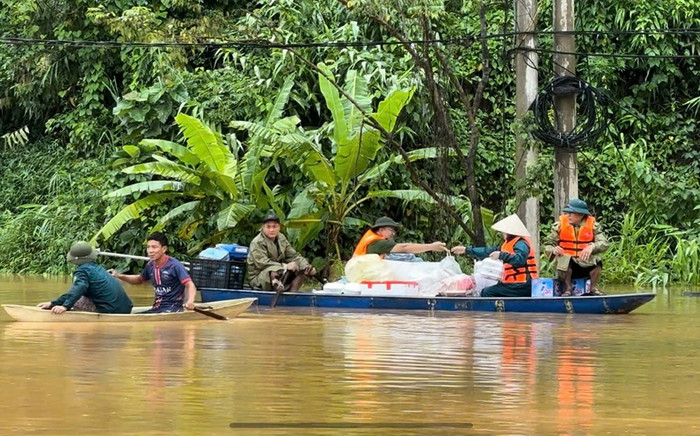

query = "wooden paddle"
[270, 270, 290, 308]
[192, 306, 228, 320]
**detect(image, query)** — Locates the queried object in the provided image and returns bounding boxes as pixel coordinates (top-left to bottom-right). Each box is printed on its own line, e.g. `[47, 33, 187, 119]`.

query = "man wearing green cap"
[353, 216, 446, 257]
[247, 212, 316, 292]
[543, 199, 609, 296]
[37, 241, 133, 314]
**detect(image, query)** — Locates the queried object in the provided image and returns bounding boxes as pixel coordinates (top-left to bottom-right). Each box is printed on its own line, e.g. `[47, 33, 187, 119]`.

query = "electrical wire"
[529, 76, 610, 152]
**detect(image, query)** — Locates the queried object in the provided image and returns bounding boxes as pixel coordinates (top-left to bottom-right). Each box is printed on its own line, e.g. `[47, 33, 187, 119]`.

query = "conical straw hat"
[491, 214, 531, 238]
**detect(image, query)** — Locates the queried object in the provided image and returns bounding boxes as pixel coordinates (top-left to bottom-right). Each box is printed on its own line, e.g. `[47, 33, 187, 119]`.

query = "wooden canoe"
[200, 288, 655, 314]
[1, 298, 257, 322]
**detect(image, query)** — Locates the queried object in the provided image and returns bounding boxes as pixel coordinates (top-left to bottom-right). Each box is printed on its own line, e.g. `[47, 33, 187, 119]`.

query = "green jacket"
[542, 219, 609, 267]
[51, 262, 133, 313]
[247, 231, 309, 289]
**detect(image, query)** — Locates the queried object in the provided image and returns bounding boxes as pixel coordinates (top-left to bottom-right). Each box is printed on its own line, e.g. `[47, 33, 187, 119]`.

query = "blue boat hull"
[200, 288, 655, 314]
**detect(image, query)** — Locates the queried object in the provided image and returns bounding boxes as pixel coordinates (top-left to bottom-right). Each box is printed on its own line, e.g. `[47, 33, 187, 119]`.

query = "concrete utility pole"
[553, 0, 578, 217]
[515, 0, 540, 253]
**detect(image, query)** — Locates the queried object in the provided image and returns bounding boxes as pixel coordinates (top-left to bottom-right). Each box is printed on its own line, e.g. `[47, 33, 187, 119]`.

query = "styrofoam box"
[359, 281, 420, 296]
[313, 282, 362, 295]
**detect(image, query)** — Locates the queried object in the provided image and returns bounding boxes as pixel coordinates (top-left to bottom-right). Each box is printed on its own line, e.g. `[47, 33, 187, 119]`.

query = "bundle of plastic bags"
[345, 254, 470, 296]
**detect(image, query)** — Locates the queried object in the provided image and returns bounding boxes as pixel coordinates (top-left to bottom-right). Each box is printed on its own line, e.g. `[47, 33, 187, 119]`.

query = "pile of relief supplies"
[318, 254, 503, 298]
[197, 244, 249, 260]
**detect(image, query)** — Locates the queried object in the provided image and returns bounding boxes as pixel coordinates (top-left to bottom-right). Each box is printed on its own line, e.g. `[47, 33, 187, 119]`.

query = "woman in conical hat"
[451, 214, 539, 297]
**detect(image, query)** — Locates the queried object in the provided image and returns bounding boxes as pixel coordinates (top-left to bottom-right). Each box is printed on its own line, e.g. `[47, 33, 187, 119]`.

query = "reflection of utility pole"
[515, 0, 540, 253]
[553, 0, 578, 216]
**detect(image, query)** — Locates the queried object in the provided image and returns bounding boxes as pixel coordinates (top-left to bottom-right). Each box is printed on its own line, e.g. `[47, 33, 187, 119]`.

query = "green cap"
[66, 241, 97, 266]
[263, 212, 280, 224]
[562, 198, 591, 215]
[371, 216, 401, 230]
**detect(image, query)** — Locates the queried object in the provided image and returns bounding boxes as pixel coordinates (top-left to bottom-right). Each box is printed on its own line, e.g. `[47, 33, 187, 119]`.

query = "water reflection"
[2, 277, 700, 435]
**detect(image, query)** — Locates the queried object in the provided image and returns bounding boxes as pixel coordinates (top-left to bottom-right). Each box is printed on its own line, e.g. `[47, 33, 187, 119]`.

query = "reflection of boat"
[200, 289, 654, 314]
[2, 298, 257, 322]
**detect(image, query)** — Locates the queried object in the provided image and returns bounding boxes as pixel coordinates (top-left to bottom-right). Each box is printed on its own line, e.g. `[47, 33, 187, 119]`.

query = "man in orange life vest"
[543, 199, 609, 296]
[452, 214, 539, 297]
[353, 216, 446, 257]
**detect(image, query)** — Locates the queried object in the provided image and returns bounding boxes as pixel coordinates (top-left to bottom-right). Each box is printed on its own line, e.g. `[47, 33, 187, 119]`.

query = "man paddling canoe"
[37, 241, 133, 314]
[111, 232, 196, 313]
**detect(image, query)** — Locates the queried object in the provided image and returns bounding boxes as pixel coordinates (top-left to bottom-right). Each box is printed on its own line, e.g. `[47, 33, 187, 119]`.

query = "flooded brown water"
[1, 275, 699, 435]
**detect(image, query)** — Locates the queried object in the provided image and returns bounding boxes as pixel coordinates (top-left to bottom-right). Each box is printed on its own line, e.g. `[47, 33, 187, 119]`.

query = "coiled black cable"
[529, 76, 610, 152]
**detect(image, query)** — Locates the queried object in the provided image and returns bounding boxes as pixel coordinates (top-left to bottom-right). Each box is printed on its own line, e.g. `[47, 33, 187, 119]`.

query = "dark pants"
[566, 259, 603, 292]
[481, 282, 531, 298]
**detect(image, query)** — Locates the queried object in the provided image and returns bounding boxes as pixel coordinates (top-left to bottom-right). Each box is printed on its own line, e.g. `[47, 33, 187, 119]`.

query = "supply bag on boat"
[345, 254, 393, 282]
[434, 274, 475, 296]
[385, 255, 464, 296]
[473, 258, 504, 281]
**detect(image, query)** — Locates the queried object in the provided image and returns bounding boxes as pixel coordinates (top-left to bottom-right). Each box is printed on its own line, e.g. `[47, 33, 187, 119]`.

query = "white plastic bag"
[473, 258, 504, 281]
[345, 254, 393, 282]
[413, 256, 464, 296]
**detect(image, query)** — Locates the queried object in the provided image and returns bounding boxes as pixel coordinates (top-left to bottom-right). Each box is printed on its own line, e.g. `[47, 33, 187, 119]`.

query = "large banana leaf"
[92, 193, 180, 243]
[371, 88, 415, 132]
[286, 211, 325, 250]
[122, 161, 201, 185]
[342, 70, 371, 134]
[175, 113, 237, 176]
[358, 147, 440, 183]
[367, 189, 470, 209]
[140, 139, 200, 166]
[334, 88, 415, 183]
[318, 63, 349, 146]
[216, 202, 255, 230]
[281, 139, 337, 188]
[334, 129, 382, 182]
[203, 168, 239, 198]
[151, 200, 201, 232]
[265, 75, 295, 127]
[106, 181, 183, 198]
[287, 186, 319, 222]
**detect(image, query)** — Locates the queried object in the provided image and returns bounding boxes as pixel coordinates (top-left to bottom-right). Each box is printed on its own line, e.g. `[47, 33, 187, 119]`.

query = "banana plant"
[235, 63, 469, 266]
[92, 113, 265, 248]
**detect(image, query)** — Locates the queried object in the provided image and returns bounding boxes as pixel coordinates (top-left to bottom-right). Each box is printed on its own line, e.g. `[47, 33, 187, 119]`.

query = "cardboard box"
[554, 278, 591, 296]
[532, 278, 591, 297]
[531, 278, 555, 297]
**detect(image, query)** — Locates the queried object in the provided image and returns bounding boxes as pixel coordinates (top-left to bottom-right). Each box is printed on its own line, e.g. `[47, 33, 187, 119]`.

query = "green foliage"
[0, 0, 699, 283]
[93, 114, 261, 251]
[0, 141, 116, 274]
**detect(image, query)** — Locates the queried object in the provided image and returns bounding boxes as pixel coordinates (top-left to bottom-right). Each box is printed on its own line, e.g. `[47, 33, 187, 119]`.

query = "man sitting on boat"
[543, 198, 609, 296]
[353, 216, 446, 257]
[37, 241, 133, 314]
[247, 212, 316, 293]
[111, 232, 196, 313]
[451, 214, 539, 297]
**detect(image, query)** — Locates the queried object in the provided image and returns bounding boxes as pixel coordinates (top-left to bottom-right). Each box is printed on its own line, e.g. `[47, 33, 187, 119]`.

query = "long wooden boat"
[200, 288, 654, 314]
[1, 298, 257, 322]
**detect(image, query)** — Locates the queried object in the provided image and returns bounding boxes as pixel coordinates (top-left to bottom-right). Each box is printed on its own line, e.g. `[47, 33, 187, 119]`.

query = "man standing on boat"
[111, 232, 196, 313]
[37, 241, 133, 314]
[451, 214, 539, 297]
[247, 212, 316, 292]
[353, 216, 446, 257]
[543, 199, 609, 296]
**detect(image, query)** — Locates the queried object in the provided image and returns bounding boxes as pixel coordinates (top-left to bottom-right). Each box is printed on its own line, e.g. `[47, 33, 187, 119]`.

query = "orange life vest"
[501, 236, 539, 283]
[353, 230, 386, 257]
[558, 215, 595, 257]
